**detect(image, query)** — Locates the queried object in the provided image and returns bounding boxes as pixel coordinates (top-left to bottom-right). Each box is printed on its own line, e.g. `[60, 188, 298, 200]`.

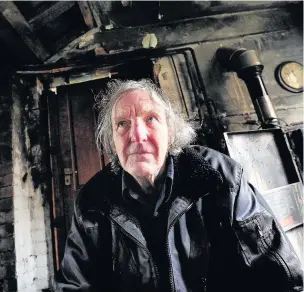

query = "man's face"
[112, 89, 169, 183]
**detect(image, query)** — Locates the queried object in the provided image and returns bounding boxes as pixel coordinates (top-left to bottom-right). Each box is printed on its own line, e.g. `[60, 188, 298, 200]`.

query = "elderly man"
[56, 79, 303, 292]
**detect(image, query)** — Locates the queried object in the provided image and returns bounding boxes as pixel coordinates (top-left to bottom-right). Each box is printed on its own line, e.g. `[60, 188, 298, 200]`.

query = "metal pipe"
[216, 47, 279, 128]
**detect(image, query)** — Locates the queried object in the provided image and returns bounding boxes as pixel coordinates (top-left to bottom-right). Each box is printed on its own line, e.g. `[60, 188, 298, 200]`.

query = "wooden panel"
[70, 89, 101, 186]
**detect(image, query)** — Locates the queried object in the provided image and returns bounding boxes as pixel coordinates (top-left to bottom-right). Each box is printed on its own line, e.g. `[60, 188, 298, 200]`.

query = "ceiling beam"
[93, 8, 298, 53]
[0, 2, 50, 61]
[28, 1, 75, 31]
[77, 1, 95, 30]
[88, 2, 111, 29]
[45, 28, 100, 64]
[87, 2, 102, 28]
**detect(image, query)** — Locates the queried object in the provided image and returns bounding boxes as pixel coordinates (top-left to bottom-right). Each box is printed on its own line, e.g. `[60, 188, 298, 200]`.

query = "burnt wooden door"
[48, 80, 108, 270]
[47, 59, 155, 271]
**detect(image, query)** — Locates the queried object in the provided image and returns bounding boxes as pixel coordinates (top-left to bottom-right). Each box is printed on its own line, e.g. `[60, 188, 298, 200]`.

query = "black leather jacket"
[56, 146, 303, 292]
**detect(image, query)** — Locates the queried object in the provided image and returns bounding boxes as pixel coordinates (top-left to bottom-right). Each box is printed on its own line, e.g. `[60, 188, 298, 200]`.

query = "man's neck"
[135, 171, 166, 194]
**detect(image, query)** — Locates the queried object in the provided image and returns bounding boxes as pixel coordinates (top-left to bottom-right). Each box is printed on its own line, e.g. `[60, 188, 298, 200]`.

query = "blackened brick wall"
[0, 82, 17, 292]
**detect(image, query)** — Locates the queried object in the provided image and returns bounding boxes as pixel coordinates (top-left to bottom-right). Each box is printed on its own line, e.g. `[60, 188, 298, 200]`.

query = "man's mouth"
[130, 151, 152, 155]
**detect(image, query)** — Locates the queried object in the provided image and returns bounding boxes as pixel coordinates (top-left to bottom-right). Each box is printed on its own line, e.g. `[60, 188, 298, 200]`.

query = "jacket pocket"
[234, 211, 303, 291]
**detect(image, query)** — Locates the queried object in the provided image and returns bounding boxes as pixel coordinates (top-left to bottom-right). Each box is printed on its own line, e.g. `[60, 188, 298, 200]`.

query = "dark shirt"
[122, 156, 174, 292]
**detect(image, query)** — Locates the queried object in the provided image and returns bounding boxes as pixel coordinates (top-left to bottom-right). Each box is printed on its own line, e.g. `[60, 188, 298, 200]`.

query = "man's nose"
[130, 119, 148, 142]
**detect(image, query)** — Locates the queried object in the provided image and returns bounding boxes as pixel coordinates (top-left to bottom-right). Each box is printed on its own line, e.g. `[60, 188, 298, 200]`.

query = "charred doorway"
[47, 55, 202, 271]
[48, 58, 156, 270]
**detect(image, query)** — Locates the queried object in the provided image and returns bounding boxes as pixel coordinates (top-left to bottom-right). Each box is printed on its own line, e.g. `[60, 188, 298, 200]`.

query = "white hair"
[95, 79, 197, 171]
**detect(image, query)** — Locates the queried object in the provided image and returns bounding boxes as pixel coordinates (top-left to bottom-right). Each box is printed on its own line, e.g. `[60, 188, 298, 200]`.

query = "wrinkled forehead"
[112, 89, 165, 117]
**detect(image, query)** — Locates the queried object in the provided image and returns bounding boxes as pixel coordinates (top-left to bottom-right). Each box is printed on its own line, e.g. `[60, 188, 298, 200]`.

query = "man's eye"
[146, 116, 155, 123]
[117, 121, 128, 128]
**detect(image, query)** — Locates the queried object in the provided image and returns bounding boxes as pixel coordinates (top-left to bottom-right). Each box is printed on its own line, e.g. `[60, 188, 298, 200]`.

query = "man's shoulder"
[178, 145, 243, 190]
[182, 145, 241, 169]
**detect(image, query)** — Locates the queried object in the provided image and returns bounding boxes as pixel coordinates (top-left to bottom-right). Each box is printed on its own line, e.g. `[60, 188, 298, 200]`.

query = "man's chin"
[128, 163, 155, 179]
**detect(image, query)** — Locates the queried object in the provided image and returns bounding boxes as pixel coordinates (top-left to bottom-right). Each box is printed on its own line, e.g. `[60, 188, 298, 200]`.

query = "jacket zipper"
[88, 210, 161, 286]
[166, 201, 195, 292]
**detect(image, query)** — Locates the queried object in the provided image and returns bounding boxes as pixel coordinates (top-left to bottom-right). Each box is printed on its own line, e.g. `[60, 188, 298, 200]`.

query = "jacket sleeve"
[232, 170, 303, 292]
[55, 214, 95, 291]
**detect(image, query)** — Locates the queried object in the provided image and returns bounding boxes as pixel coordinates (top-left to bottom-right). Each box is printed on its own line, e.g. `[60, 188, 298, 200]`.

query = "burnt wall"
[94, 3, 303, 133]
[194, 27, 303, 131]
[11, 76, 54, 291]
[0, 79, 16, 291]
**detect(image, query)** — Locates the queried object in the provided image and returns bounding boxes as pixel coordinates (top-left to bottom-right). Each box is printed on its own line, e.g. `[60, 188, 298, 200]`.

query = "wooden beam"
[87, 2, 111, 28]
[28, 1, 75, 31]
[0, 2, 50, 61]
[45, 28, 99, 64]
[93, 8, 298, 53]
[77, 1, 95, 30]
[88, 2, 102, 28]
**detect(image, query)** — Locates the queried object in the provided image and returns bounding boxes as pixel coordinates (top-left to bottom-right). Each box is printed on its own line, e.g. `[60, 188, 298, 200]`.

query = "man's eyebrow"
[113, 114, 129, 122]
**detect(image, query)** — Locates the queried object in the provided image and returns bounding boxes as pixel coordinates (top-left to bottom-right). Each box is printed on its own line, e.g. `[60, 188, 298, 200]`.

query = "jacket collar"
[83, 146, 224, 246]
[172, 147, 223, 198]
[93, 146, 223, 208]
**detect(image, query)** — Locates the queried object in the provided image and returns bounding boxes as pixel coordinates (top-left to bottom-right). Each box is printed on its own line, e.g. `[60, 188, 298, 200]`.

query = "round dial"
[276, 61, 303, 93]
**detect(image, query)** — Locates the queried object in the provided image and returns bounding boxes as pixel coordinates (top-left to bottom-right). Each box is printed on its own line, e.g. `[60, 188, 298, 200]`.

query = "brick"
[0, 163, 12, 176]
[0, 251, 15, 264]
[0, 174, 12, 187]
[0, 278, 17, 292]
[0, 186, 13, 199]
[0, 210, 13, 224]
[0, 146, 12, 165]
[0, 223, 14, 238]
[0, 264, 15, 278]
[36, 254, 47, 267]
[35, 242, 47, 255]
[0, 237, 14, 251]
[0, 197, 13, 212]
[0, 111, 11, 133]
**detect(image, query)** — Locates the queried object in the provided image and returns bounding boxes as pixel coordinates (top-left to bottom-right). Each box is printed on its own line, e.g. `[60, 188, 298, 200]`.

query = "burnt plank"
[28, 1, 75, 31]
[77, 1, 94, 29]
[0, 1, 50, 61]
[88, 2, 102, 28]
[47, 89, 67, 269]
[45, 28, 98, 64]
[94, 8, 298, 53]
